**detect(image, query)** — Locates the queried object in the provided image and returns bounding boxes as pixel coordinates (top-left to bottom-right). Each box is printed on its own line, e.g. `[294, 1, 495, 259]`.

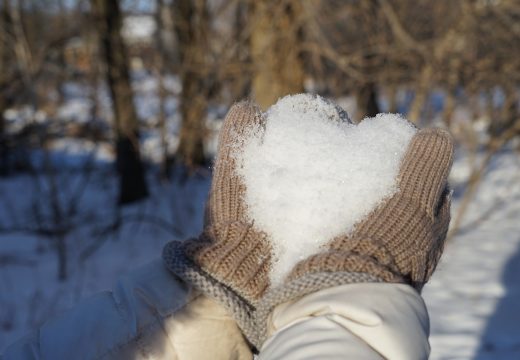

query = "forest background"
[1, 1, 519, 358]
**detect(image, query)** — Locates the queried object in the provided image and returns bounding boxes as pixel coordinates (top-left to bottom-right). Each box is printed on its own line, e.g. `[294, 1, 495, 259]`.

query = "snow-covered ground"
[0, 163, 211, 351]
[1, 83, 520, 358]
[424, 149, 520, 359]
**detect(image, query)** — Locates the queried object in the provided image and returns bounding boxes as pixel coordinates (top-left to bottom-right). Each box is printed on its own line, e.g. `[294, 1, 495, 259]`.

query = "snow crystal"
[235, 94, 417, 286]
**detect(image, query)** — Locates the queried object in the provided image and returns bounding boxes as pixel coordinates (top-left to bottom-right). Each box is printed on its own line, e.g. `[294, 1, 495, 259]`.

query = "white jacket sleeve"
[1, 259, 252, 360]
[259, 283, 430, 360]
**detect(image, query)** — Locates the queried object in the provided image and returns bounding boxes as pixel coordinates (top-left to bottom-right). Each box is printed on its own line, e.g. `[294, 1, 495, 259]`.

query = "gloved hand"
[164, 97, 454, 351]
[163, 102, 272, 348]
[289, 127, 454, 289]
[163, 98, 349, 350]
[257, 123, 454, 345]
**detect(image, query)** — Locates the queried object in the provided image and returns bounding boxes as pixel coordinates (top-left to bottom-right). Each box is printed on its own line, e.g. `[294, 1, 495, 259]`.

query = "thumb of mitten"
[206, 101, 266, 226]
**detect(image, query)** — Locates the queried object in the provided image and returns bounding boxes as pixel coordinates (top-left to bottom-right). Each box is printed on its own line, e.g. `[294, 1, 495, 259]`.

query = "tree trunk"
[408, 64, 433, 124]
[356, 0, 381, 121]
[250, 0, 305, 110]
[91, 0, 148, 204]
[357, 82, 380, 119]
[156, 0, 171, 179]
[0, 1, 11, 176]
[489, 83, 518, 138]
[232, 0, 252, 99]
[173, 0, 208, 168]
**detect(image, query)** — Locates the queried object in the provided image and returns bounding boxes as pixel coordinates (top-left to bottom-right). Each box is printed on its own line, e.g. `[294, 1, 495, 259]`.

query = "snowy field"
[1, 88, 520, 358]
[0, 163, 211, 351]
[424, 148, 520, 359]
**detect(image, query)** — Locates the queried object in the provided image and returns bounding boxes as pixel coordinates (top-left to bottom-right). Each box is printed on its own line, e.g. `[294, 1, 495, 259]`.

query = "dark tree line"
[91, 0, 148, 204]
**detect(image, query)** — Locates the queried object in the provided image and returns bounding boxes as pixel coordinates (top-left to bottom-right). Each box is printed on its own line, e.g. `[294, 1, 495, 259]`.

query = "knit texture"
[187, 101, 271, 302]
[162, 240, 260, 346]
[287, 128, 454, 291]
[162, 99, 453, 350]
[163, 101, 272, 348]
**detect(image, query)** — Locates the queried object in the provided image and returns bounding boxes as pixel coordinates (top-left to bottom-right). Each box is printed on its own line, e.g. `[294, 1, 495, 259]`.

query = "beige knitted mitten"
[289, 127, 454, 289]
[256, 127, 454, 345]
[163, 101, 271, 347]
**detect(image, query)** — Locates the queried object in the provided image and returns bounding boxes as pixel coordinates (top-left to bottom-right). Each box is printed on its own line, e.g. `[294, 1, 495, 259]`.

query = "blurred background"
[0, 0, 519, 358]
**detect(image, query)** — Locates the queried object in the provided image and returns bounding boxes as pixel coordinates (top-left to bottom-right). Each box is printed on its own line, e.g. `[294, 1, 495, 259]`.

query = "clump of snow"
[236, 94, 417, 285]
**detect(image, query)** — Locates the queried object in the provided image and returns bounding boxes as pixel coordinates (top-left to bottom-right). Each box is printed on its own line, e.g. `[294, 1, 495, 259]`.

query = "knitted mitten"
[257, 127, 454, 345]
[163, 101, 271, 348]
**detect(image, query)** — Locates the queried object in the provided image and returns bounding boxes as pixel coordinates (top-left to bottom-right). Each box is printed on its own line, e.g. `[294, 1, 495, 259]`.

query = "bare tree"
[90, 0, 148, 204]
[0, 0, 12, 175]
[154, 0, 173, 178]
[250, 0, 305, 109]
[173, 0, 209, 168]
[354, 0, 381, 119]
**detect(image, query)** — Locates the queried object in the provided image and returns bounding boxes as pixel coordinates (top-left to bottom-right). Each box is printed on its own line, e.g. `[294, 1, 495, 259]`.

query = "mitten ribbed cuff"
[162, 221, 271, 350]
[162, 240, 261, 349]
[287, 197, 439, 291]
[184, 221, 271, 301]
[287, 249, 405, 285]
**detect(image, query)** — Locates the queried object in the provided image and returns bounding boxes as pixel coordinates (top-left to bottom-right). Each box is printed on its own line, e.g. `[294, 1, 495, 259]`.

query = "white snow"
[423, 149, 520, 359]
[236, 94, 417, 285]
[0, 166, 210, 351]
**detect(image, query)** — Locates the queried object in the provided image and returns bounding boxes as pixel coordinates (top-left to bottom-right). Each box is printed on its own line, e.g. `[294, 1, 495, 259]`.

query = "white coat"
[2, 261, 430, 360]
[260, 283, 430, 360]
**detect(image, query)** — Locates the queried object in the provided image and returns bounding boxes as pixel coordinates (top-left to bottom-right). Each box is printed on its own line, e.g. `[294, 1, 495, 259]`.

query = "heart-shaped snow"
[235, 94, 417, 286]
